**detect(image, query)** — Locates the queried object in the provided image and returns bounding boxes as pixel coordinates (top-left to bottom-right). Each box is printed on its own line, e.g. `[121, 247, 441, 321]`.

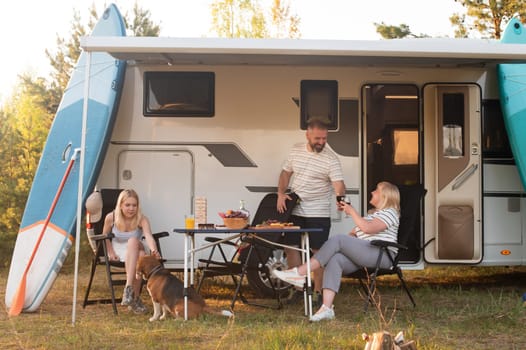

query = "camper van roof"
[80, 36, 526, 67]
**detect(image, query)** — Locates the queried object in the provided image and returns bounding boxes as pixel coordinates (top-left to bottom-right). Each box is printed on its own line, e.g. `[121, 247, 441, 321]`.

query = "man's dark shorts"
[281, 215, 331, 249]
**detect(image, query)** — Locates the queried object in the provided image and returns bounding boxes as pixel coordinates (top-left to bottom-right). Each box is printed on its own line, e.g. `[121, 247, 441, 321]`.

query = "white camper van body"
[80, 35, 526, 272]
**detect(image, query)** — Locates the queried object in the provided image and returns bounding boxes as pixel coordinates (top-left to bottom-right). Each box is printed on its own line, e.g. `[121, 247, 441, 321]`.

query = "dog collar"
[145, 264, 164, 280]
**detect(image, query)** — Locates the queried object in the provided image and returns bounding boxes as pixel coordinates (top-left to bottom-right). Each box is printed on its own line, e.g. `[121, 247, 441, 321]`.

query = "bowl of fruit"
[218, 210, 249, 229]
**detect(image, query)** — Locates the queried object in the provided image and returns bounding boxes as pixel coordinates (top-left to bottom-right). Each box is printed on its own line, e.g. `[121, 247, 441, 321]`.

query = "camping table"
[174, 227, 322, 320]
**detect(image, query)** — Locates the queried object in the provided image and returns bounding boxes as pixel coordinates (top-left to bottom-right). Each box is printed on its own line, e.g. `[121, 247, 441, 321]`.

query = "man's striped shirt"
[282, 143, 344, 217]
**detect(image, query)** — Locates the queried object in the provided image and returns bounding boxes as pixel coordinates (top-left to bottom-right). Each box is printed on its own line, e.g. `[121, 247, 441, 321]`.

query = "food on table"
[218, 210, 249, 219]
[254, 219, 295, 228]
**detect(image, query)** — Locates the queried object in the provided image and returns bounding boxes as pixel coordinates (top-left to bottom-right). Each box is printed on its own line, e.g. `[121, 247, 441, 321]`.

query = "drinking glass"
[185, 214, 195, 229]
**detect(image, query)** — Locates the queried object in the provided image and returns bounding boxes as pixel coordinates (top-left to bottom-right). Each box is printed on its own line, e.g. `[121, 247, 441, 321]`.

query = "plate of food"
[251, 220, 300, 229]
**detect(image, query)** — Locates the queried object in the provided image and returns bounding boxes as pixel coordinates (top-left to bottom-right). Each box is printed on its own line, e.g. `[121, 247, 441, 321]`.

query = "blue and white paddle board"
[497, 18, 526, 189]
[5, 4, 126, 312]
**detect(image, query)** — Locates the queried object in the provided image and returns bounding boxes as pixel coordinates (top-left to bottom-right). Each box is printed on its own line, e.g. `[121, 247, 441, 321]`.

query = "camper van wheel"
[241, 245, 290, 298]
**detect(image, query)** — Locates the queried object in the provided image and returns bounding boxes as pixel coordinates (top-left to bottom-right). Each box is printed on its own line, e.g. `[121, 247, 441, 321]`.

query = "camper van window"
[442, 93, 465, 158]
[300, 80, 338, 130]
[143, 72, 215, 117]
[482, 99, 512, 159]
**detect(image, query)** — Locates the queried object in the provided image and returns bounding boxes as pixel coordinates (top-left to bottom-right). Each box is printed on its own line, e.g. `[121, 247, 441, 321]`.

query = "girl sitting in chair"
[103, 189, 161, 314]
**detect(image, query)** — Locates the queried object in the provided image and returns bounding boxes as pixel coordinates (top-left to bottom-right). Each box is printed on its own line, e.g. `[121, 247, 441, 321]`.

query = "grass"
[1, 249, 525, 349]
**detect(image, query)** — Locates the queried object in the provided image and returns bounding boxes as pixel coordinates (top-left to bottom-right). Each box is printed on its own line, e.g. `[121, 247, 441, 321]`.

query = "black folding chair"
[196, 192, 298, 309]
[347, 184, 426, 311]
[82, 188, 168, 314]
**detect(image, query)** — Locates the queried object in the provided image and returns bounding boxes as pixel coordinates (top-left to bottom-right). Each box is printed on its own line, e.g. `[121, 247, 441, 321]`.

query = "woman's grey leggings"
[313, 234, 393, 293]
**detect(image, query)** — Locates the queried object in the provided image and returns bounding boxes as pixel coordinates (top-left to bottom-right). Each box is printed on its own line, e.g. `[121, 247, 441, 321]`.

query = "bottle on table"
[239, 200, 250, 222]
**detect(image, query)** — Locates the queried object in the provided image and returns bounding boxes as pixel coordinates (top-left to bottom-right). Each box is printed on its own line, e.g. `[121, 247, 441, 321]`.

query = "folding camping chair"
[196, 192, 298, 308]
[347, 183, 426, 311]
[82, 188, 168, 314]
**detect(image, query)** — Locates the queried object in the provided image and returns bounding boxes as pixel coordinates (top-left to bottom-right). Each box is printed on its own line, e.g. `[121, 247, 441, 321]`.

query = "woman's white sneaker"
[121, 285, 134, 306]
[309, 304, 335, 322]
[271, 268, 305, 289]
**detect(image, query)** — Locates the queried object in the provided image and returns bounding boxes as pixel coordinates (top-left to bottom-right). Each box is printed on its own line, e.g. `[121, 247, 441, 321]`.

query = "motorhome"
[80, 30, 526, 295]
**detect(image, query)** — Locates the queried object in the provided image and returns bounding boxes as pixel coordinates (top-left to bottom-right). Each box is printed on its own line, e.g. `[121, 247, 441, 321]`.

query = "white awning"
[81, 36, 526, 67]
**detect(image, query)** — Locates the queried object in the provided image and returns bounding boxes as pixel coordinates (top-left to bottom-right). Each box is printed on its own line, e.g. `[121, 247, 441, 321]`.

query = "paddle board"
[5, 4, 126, 313]
[497, 18, 526, 189]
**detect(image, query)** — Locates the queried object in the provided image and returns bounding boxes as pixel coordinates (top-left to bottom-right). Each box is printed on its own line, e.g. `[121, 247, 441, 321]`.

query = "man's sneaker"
[272, 268, 305, 289]
[309, 304, 335, 322]
[129, 297, 148, 314]
[121, 285, 134, 306]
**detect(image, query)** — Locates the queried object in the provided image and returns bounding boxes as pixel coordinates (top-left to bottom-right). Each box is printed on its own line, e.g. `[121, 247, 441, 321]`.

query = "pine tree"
[451, 0, 526, 39]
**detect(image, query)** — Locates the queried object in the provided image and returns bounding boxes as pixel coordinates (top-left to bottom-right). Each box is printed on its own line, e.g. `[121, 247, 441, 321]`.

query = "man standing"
[277, 117, 346, 304]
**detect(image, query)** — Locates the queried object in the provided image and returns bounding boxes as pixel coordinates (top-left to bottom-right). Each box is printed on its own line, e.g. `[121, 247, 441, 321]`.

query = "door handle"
[452, 164, 478, 191]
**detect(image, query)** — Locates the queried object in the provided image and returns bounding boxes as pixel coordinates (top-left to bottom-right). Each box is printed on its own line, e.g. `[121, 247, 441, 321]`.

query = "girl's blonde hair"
[375, 181, 400, 212]
[113, 189, 143, 231]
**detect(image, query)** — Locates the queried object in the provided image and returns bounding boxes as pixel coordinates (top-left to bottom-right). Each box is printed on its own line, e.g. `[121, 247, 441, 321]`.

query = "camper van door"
[117, 149, 194, 268]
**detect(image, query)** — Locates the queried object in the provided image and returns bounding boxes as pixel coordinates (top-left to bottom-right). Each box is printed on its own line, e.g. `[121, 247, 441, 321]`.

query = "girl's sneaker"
[121, 285, 134, 306]
[129, 297, 148, 314]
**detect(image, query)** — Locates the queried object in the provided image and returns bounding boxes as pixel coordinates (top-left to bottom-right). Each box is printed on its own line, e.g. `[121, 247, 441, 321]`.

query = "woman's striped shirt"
[355, 207, 400, 254]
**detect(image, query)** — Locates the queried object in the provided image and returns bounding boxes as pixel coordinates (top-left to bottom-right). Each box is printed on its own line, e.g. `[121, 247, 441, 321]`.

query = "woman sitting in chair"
[103, 189, 161, 314]
[272, 181, 400, 322]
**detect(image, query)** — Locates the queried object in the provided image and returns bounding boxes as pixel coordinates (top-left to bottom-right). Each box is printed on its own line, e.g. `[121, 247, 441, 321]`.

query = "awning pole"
[72, 50, 91, 325]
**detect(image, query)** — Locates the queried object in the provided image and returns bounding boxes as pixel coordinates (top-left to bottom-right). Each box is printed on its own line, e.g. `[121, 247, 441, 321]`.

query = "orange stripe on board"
[18, 221, 74, 242]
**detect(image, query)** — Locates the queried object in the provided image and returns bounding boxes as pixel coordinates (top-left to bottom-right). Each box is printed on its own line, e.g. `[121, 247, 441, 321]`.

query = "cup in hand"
[336, 195, 351, 205]
[337, 195, 351, 217]
[336, 195, 349, 212]
[185, 214, 195, 229]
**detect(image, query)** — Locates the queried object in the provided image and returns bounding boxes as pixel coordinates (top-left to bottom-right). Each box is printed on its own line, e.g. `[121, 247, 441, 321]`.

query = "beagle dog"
[136, 255, 206, 321]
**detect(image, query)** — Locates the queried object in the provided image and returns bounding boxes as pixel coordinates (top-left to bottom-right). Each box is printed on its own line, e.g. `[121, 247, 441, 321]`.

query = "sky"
[0, 0, 465, 103]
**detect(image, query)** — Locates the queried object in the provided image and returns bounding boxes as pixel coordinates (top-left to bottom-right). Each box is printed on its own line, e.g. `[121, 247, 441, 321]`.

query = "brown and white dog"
[136, 255, 206, 321]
